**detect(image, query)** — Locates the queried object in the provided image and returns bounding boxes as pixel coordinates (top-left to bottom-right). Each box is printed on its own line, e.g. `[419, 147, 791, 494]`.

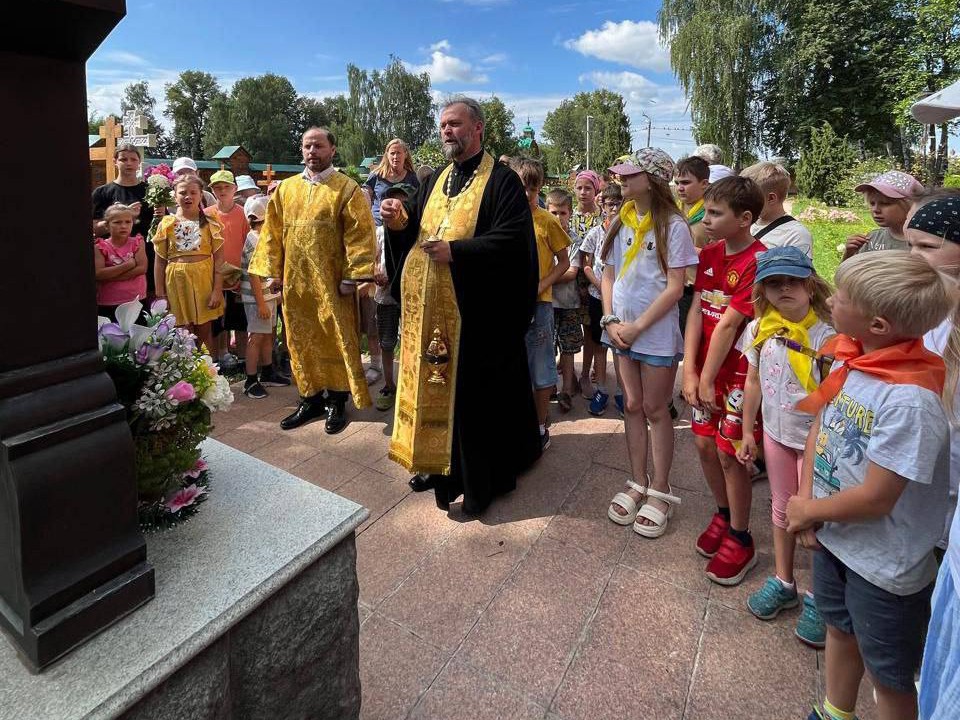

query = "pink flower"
[165, 484, 207, 513]
[166, 381, 196, 403]
[184, 458, 208, 479]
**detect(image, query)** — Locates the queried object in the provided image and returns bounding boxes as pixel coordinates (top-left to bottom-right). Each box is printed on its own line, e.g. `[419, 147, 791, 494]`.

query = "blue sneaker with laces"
[588, 389, 609, 416]
[795, 593, 826, 648]
[614, 394, 624, 418]
[746, 576, 799, 620]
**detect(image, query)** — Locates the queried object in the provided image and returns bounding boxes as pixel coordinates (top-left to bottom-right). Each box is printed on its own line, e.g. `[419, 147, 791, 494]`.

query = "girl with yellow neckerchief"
[733, 246, 834, 645]
[600, 148, 699, 538]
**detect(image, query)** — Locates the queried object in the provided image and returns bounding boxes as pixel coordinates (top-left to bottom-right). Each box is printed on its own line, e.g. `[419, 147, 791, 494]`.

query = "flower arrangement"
[143, 164, 177, 240]
[796, 206, 862, 224]
[98, 297, 233, 531]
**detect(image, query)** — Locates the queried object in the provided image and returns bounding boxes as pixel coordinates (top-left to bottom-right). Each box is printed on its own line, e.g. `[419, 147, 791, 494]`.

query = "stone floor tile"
[290, 448, 366, 491]
[250, 436, 320, 471]
[684, 601, 818, 720]
[409, 658, 548, 720]
[217, 419, 280, 454]
[356, 491, 462, 607]
[328, 422, 394, 466]
[359, 613, 449, 720]
[336, 469, 411, 532]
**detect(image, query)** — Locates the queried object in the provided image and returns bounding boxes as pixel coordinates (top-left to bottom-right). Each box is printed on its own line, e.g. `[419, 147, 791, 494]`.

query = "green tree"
[541, 90, 631, 173]
[659, 0, 767, 169]
[88, 104, 106, 135]
[478, 96, 518, 158]
[120, 80, 171, 156]
[795, 123, 858, 204]
[201, 74, 301, 162]
[164, 71, 223, 158]
[412, 138, 445, 169]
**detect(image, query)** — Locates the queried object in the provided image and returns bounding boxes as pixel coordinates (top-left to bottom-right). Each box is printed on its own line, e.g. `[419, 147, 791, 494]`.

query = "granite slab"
[0, 438, 368, 720]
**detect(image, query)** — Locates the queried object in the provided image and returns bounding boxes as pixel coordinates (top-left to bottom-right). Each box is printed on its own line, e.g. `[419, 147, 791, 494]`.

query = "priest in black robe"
[381, 97, 541, 515]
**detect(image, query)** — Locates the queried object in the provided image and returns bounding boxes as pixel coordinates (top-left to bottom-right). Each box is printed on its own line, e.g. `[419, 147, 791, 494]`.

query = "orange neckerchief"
[796, 335, 945, 414]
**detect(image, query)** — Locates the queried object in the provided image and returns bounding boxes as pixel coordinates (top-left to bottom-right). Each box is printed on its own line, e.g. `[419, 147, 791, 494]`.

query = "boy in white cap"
[234, 175, 261, 207]
[842, 170, 923, 259]
[239, 195, 289, 398]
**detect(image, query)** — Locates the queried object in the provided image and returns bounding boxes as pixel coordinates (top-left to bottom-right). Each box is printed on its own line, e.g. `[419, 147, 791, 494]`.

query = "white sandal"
[633, 486, 681, 538]
[607, 477, 648, 525]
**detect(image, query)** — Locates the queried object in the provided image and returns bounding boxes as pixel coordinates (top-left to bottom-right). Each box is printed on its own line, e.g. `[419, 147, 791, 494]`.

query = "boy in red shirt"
[682, 176, 767, 585]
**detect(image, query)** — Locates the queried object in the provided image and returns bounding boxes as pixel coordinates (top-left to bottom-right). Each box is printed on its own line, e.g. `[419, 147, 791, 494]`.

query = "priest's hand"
[421, 239, 452, 264]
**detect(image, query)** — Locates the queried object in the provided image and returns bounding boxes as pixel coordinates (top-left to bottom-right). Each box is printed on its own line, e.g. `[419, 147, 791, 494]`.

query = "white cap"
[244, 195, 269, 222]
[172, 157, 198, 174]
[236, 175, 258, 192]
[708, 164, 735, 183]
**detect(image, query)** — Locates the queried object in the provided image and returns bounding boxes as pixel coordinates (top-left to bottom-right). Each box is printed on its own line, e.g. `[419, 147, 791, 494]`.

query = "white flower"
[201, 375, 234, 412]
[147, 174, 171, 189]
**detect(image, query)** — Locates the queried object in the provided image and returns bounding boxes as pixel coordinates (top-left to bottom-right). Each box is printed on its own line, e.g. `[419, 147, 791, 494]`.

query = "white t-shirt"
[580, 224, 606, 301]
[751, 217, 813, 259]
[924, 319, 958, 551]
[601, 216, 698, 358]
[552, 228, 583, 310]
[814, 370, 949, 595]
[737, 317, 834, 449]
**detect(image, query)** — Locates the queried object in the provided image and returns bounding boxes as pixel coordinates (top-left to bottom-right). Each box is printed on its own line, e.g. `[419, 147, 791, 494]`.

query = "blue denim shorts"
[814, 546, 933, 693]
[611, 348, 682, 367]
[525, 301, 558, 390]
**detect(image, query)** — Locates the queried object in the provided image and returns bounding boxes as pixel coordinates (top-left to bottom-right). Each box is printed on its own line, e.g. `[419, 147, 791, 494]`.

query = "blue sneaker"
[588, 390, 609, 416]
[746, 576, 799, 620]
[614, 394, 624, 418]
[795, 593, 826, 648]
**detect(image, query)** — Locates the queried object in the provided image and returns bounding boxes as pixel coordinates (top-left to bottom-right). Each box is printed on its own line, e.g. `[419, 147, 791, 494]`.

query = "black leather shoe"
[280, 396, 326, 430]
[324, 397, 348, 435]
[408, 474, 436, 492]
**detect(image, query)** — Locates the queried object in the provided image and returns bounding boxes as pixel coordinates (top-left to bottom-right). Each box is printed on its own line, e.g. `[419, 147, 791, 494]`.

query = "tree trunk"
[936, 123, 949, 185]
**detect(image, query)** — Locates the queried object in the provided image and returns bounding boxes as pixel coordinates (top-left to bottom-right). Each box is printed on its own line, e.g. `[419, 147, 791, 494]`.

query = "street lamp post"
[641, 112, 652, 148]
[586, 115, 593, 170]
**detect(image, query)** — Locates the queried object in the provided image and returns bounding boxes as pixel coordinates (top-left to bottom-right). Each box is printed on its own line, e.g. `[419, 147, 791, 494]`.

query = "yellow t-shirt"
[532, 206, 571, 302]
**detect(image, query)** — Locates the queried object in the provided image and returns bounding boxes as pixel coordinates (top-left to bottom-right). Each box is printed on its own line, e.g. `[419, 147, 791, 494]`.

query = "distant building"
[517, 121, 540, 157]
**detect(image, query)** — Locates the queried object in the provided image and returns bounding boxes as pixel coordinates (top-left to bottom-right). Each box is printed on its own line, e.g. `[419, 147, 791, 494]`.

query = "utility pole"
[641, 112, 652, 147]
[585, 115, 593, 170]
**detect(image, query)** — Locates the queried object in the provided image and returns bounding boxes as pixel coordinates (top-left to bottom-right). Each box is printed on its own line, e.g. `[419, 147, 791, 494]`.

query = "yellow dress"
[153, 214, 224, 326]
[249, 172, 376, 406]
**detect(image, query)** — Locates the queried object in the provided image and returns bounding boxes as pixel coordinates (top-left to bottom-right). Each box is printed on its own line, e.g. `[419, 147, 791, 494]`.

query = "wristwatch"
[600, 314, 622, 328]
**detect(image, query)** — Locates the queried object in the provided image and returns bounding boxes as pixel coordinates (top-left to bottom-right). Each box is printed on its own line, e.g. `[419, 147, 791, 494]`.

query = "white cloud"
[565, 20, 671, 72]
[101, 51, 149, 67]
[479, 53, 507, 66]
[407, 43, 488, 85]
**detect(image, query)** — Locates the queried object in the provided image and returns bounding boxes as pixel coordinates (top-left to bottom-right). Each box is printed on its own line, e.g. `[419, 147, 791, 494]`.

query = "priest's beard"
[443, 132, 474, 161]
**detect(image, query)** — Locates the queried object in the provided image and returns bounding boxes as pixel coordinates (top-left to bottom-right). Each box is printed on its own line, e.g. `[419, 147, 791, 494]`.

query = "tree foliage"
[201, 74, 302, 162]
[795, 123, 858, 205]
[542, 90, 631, 174]
[478, 96, 519, 159]
[164, 71, 223, 159]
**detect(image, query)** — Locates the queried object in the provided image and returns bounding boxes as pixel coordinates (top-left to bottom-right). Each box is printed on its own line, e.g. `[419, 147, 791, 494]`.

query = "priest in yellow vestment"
[249, 127, 376, 434]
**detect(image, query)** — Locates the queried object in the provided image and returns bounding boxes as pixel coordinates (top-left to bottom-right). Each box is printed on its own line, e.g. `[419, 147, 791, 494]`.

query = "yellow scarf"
[685, 199, 704, 225]
[753, 307, 821, 393]
[617, 200, 653, 279]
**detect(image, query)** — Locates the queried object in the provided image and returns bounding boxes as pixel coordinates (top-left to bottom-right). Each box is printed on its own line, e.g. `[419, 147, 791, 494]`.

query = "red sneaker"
[695, 513, 730, 558]
[705, 535, 757, 586]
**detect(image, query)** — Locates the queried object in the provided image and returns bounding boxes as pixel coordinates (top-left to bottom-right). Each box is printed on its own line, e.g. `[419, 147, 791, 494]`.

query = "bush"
[838, 157, 900, 207]
[795, 123, 858, 206]
[944, 174, 960, 189]
[340, 165, 364, 185]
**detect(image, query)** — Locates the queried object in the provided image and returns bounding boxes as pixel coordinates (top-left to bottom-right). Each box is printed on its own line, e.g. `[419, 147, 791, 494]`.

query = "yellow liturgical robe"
[249, 172, 376, 407]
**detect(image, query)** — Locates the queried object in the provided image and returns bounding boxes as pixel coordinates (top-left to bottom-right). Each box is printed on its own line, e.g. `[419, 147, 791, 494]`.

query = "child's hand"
[796, 527, 821, 551]
[607, 322, 634, 350]
[682, 372, 700, 408]
[374, 268, 388, 286]
[207, 289, 223, 309]
[785, 495, 813, 533]
[537, 279, 547, 297]
[845, 234, 869, 254]
[257, 302, 270, 320]
[736, 436, 758, 465]
[698, 379, 719, 413]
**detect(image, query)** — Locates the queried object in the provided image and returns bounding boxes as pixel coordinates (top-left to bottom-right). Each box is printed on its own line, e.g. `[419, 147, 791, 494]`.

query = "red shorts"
[691, 374, 762, 457]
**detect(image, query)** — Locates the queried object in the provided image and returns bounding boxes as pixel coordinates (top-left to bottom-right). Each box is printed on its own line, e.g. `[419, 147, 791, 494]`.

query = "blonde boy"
[740, 161, 812, 259]
[513, 159, 570, 449]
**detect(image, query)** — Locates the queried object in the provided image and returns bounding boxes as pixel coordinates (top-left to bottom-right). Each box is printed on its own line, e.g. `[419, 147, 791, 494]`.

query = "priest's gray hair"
[442, 96, 485, 125]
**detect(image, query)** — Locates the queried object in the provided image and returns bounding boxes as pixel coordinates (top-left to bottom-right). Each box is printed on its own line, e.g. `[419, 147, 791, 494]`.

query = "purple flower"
[165, 484, 207, 513]
[150, 298, 168, 316]
[99, 322, 128, 348]
[135, 342, 164, 365]
[166, 381, 196, 403]
[154, 315, 175, 339]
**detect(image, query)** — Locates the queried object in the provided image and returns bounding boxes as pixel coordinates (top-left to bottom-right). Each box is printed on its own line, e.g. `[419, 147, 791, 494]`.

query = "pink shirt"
[96, 235, 147, 306]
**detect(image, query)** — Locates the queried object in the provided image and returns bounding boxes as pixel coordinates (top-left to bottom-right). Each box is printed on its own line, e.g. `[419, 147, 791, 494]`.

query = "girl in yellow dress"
[153, 175, 225, 353]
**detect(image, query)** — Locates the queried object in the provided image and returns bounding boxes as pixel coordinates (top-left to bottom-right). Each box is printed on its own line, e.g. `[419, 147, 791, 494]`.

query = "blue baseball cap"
[754, 246, 814, 283]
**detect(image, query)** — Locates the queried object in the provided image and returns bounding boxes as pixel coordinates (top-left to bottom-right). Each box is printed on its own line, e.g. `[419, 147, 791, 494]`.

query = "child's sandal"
[632, 486, 681, 538]
[607, 477, 648, 525]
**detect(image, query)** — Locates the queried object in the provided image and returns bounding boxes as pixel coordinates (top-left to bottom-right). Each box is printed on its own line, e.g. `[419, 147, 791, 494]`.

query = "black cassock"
[385, 150, 542, 514]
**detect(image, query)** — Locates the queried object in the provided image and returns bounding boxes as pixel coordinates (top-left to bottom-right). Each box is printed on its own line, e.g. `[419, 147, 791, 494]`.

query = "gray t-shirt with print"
[859, 227, 908, 253]
[552, 228, 583, 310]
[814, 370, 948, 595]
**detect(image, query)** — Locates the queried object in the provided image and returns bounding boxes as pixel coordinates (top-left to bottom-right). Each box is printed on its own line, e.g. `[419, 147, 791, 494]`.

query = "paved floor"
[214, 359, 880, 720]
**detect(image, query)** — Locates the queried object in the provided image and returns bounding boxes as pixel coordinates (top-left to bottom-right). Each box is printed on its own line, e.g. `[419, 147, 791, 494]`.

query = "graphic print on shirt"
[814, 389, 874, 494]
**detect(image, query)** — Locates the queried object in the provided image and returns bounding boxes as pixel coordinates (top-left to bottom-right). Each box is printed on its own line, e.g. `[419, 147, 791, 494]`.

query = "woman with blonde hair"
[365, 138, 419, 226]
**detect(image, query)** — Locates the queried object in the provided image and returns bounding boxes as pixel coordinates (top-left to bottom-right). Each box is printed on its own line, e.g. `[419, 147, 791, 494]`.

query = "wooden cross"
[95, 116, 123, 183]
[257, 164, 276, 189]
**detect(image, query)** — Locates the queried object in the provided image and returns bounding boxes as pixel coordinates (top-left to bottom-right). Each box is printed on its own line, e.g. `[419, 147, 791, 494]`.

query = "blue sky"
[86, 0, 697, 159]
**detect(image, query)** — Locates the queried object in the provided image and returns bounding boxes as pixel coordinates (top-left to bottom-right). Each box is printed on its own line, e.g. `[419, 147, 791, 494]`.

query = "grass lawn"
[789, 197, 875, 283]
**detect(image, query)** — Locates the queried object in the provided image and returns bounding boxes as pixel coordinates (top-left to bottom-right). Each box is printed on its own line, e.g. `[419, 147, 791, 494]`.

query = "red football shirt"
[693, 238, 767, 380]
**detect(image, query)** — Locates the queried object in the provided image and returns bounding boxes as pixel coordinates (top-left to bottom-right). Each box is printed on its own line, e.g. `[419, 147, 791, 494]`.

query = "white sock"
[776, 576, 796, 591]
